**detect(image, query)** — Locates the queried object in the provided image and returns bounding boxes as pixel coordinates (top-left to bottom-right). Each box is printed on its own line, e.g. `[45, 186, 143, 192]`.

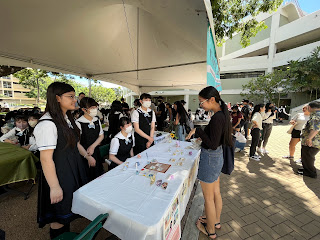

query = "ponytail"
[199, 86, 233, 147]
[219, 99, 233, 147]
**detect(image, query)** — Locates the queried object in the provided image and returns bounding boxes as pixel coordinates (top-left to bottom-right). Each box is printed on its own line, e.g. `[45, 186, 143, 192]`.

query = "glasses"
[61, 94, 76, 100]
[199, 99, 208, 106]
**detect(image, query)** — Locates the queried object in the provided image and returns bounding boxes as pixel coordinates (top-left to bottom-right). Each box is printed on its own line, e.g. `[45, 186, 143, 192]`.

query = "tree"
[212, 0, 283, 47]
[13, 69, 51, 104]
[241, 69, 289, 102]
[13, 68, 118, 105]
[286, 46, 320, 99]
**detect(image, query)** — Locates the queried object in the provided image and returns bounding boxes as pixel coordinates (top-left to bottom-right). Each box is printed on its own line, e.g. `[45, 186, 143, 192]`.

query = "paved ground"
[183, 121, 320, 240]
[1, 122, 320, 240]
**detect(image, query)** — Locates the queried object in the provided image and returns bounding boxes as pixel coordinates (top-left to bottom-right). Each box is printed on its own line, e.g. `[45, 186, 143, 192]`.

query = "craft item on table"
[170, 132, 177, 140]
[151, 159, 157, 163]
[135, 162, 140, 175]
[122, 162, 129, 171]
[137, 154, 142, 159]
[139, 169, 157, 185]
[175, 158, 185, 166]
[185, 138, 202, 150]
[146, 152, 150, 163]
[189, 151, 193, 156]
[161, 182, 168, 189]
[144, 162, 171, 173]
[169, 158, 176, 162]
[176, 141, 180, 147]
[149, 174, 156, 185]
[156, 179, 163, 187]
[166, 174, 175, 180]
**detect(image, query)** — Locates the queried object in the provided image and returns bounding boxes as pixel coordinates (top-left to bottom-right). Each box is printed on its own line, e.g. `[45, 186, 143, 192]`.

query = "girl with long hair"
[257, 103, 276, 154]
[76, 97, 104, 181]
[249, 104, 265, 161]
[186, 86, 233, 239]
[34, 82, 88, 239]
[173, 101, 189, 141]
[107, 100, 124, 140]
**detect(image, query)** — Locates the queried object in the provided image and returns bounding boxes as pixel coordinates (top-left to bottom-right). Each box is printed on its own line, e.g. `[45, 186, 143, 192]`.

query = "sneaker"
[295, 159, 302, 164]
[254, 154, 261, 159]
[250, 156, 260, 161]
[283, 156, 294, 160]
[264, 149, 269, 154]
[257, 148, 264, 153]
[297, 168, 304, 175]
[235, 148, 241, 153]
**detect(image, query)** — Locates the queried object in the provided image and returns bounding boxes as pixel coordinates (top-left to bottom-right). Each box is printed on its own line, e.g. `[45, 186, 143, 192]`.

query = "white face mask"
[89, 108, 98, 117]
[142, 101, 151, 108]
[28, 120, 38, 128]
[125, 125, 133, 133]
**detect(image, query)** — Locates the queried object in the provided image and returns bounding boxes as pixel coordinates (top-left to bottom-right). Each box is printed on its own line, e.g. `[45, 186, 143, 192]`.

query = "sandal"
[282, 156, 294, 159]
[197, 216, 221, 229]
[197, 221, 217, 239]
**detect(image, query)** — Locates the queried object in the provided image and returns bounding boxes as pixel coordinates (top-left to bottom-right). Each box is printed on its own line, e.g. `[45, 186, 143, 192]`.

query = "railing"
[289, 98, 320, 119]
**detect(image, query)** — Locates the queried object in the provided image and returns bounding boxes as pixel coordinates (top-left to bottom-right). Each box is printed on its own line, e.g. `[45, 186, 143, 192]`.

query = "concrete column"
[222, 42, 226, 57]
[184, 89, 189, 110]
[267, 12, 280, 73]
[1, 79, 4, 95]
[130, 94, 133, 108]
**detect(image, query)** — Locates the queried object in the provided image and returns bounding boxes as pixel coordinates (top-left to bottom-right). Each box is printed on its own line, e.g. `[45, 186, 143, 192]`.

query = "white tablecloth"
[153, 131, 171, 145]
[72, 140, 200, 240]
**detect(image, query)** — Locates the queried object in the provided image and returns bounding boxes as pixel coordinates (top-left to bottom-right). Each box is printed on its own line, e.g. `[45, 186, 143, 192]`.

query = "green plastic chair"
[99, 144, 110, 159]
[54, 213, 109, 240]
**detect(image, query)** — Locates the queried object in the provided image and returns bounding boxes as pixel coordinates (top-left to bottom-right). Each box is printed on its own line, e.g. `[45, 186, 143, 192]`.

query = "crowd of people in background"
[1, 83, 319, 239]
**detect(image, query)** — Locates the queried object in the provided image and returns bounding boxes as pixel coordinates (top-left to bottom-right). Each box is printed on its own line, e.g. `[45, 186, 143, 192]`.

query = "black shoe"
[297, 169, 304, 175]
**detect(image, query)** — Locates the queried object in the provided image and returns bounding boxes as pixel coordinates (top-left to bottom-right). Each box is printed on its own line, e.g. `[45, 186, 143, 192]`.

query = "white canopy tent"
[0, 0, 217, 94]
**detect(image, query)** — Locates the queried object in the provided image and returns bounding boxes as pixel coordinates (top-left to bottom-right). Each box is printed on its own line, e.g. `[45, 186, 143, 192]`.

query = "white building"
[219, 2, 320, 107]
[124, 2, 320, 110]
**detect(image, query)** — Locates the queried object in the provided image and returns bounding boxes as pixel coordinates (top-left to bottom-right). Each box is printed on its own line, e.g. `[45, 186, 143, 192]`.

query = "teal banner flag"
[207, 24, 222, 92]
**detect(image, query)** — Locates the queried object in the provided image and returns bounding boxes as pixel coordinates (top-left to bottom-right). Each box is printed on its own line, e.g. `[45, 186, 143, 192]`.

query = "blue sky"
[298, 0, 320, 13]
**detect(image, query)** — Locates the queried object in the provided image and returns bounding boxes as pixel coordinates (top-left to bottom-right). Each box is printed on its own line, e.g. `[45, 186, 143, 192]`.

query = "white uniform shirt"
[109, 132, 135, 155]
[34, 112, 73, 151]
[75, 116, 103, 135]
[131, 107, 156, 123]
[0, 127, 19, 142]
[262, 112, 276, 124]
[292, 113, 310, 131]
[252, 112, 264, 130]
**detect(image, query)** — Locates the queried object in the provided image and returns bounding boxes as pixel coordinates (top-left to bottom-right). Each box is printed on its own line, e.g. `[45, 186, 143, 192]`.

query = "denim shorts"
[197, 146, 223, 183]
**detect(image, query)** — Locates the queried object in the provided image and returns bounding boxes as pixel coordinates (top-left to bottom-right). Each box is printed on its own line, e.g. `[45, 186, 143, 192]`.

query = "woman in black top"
[173, 101, 189, 141]
[34, 82, 88, 239]
[186, 86, 233, 239]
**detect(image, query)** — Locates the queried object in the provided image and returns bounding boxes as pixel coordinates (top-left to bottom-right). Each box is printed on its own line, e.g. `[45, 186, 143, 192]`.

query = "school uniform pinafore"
[37, 119, 88, 228]
[109, 135, 133, 170]
[79, 119, 104, 181]
[134, 109, 152, 155]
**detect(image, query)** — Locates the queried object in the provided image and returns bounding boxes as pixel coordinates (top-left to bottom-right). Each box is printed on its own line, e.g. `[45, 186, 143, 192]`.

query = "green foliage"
[241, 69, 289, 102]
[13, 69, 119, 105]
[242, 47, 320, 101]
[286, 46, 320, 98]
[212, 0, 283, 47]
